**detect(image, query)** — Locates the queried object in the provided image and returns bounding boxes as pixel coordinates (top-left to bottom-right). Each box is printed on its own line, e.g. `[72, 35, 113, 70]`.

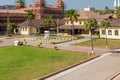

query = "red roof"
[0, 10, 27, 14]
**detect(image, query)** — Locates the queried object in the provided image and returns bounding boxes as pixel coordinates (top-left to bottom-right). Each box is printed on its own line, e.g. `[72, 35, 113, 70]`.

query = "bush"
[38, 42, 42, 48]
[18, 41, 23, 45]
[75, 36, 84, 39]
[54, 46, 58, 50]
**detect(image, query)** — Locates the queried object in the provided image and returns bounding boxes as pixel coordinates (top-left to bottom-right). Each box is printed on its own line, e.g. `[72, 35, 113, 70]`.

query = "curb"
[32, 55, 100, 80]
[109, 72, 120, 80]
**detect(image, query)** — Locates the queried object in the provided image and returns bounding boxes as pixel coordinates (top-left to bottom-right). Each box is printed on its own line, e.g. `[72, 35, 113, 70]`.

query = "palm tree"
[9, 23, 16, 34]
[115, 6, 120, 18]
[43, 15, 57, 31]
[84, 19, 97, 54]
[66, 9, 79, 36]
[26, 10, 35, 35]
[100, 20, 110, 48]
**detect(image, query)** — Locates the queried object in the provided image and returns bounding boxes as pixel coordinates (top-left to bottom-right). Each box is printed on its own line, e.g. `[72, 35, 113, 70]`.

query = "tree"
[84, 19, 97, 54]
[27, 10, 35, 20]
[43, 15, 57, 31]
[9, 23, 16, 34]
[26, 10, 35, 35]
[66, 9, 79, 36]
[100, 20, 110, 48]
[6, 24, 11, 36]
[115, 6, 120, 18]
[104, 6, 114, 14]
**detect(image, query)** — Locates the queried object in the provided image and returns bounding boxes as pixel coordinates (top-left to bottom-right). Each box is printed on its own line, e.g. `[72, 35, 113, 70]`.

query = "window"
[108, 30, 112, 35]
[115, 30, 119, 36]
[37, 29, 39, 32]
[102, 30, 105, 35]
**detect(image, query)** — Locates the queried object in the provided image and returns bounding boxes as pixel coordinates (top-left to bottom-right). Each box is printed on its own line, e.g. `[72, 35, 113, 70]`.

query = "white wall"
[65, 20, 85, 25]
[100, 27, 120, 39]
[19, 26, 37, 35]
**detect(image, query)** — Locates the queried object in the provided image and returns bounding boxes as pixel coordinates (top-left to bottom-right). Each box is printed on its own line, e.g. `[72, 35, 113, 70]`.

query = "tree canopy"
[26, 10, 35, 20]
[100, 20, 110, 29]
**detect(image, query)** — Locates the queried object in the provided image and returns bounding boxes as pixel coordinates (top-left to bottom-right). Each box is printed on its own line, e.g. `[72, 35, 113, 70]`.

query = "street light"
[56, 18, 59, 34]
[6, 5, 11, 36]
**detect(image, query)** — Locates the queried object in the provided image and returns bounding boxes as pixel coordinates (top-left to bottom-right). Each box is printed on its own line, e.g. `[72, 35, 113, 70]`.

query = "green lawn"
[75, 39, 120, 49]
[0, 46, 93, 80]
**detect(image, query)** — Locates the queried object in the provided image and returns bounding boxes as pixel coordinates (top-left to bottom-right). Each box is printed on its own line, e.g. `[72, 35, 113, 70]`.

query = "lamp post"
[6, 6, 11, 36]
[56, 18, 59, 34]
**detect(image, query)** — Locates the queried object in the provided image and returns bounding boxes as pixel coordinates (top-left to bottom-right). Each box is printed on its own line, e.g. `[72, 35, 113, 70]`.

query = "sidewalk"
[44, 53, 120, 80]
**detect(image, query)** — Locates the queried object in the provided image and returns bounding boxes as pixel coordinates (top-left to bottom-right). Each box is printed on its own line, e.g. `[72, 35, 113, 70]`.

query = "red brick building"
[16, 0, 64, 19]
[0, 10, 27, 32]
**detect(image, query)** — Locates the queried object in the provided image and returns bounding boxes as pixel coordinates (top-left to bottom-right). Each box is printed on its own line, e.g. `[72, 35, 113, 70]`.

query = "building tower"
[15, 0, 25, 9]
[34, 0, 45, 19]
[35, 0, 45, 7]
[56, 0, 64, 9]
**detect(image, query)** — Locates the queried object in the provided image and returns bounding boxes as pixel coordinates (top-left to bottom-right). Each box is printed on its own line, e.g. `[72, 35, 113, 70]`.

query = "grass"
[0, 46, 94, 80]
[75, 39, 120, 49]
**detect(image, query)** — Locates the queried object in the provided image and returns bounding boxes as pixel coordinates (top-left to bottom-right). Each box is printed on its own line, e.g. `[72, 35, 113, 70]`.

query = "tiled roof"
[18, 19, 64, 28]
[18, 19, 43, 28]
[78, 11, 102, 19]
[101, 14, 113, 19]
[109, 19, 120, 27]
[65, 11, 104, 22]
[0, 10, 26, 14]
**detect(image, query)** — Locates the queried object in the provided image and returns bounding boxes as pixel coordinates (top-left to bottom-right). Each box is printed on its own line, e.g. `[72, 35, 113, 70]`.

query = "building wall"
[65, 19, 86, 25]
[18, 0, 64, 20]
[0, 12, 26, 32]
[100, 27, 120, 39]
[19, 26, 37, 35]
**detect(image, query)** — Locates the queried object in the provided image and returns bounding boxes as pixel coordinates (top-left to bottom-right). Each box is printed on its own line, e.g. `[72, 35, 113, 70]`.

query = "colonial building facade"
[16, 0, 64, 19]
[0, 10, 27, 32]
[58, 11, 103, 35]
[15, 0, 65, 35]
[100, 19, 120, 39]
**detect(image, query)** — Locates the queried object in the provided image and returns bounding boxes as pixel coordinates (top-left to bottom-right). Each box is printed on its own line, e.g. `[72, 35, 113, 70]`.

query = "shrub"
[54, 46, 58, 50]
[18, 41, 23, 45]
[38, 42, 42, 48]
[75, 36, 84, 39]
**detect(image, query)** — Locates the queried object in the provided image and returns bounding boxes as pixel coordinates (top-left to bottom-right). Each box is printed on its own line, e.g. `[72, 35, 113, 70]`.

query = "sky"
[0, 0, 114, 10]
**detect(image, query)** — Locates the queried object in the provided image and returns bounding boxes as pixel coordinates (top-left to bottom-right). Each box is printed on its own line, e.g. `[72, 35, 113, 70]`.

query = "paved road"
[45, 53, 120, 80]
